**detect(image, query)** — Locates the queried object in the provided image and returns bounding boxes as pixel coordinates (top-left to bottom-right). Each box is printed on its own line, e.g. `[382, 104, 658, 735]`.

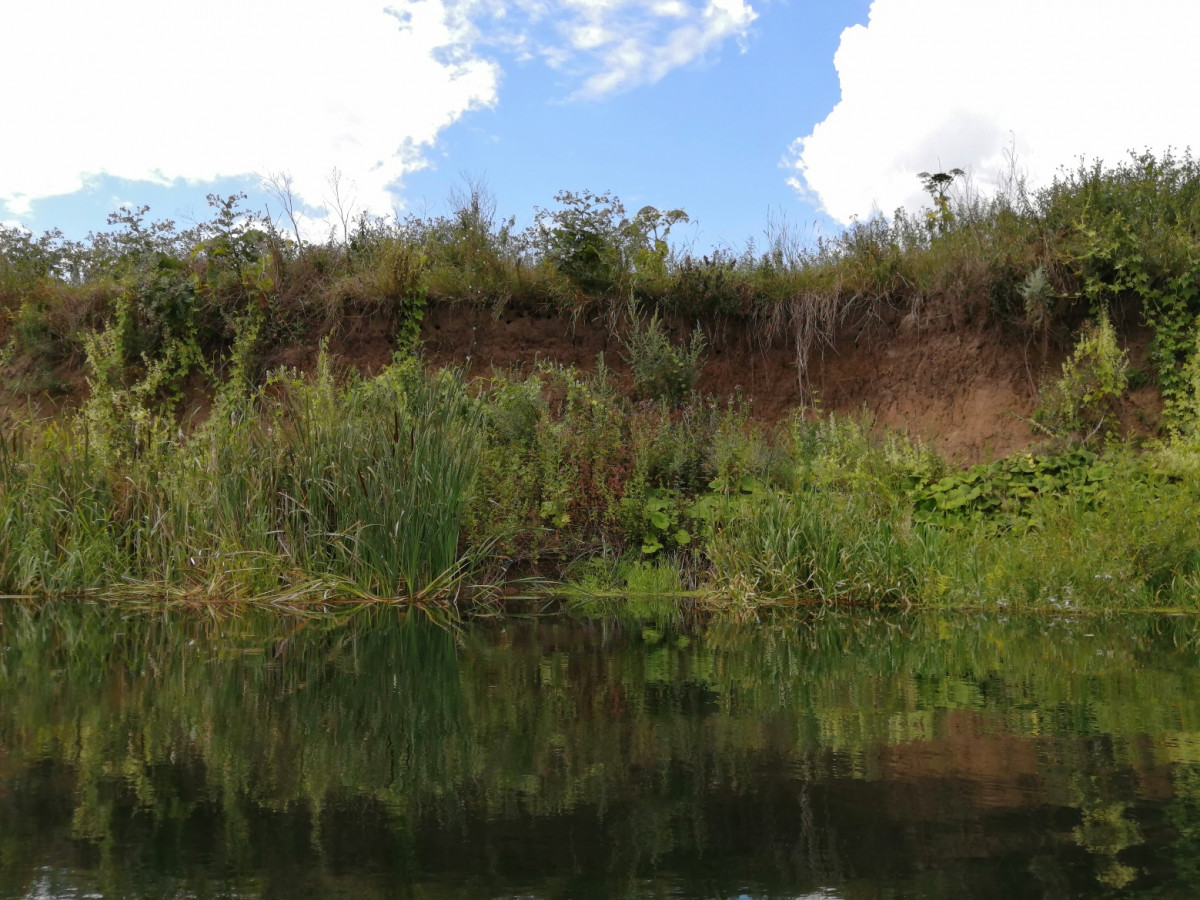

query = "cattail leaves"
[0, 357, 484, 602]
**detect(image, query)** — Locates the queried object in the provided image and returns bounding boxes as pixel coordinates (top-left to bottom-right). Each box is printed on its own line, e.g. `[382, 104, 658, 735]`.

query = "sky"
[2, 0, 1199, 253]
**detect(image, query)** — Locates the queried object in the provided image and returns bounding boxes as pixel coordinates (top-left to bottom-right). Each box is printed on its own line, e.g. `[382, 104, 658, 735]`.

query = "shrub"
[663, 253, 747, 317]
[621, 304, 705, 405]
[469, 363, 633, 563]
[1037, 310, 1129, 439]
[533, 190, 628, 296]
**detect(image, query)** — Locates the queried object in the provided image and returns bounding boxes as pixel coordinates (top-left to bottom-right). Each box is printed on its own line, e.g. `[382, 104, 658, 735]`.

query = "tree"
[917, 168, 964, 235]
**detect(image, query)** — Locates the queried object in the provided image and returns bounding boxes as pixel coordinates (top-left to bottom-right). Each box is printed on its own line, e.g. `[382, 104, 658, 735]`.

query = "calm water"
[2, 604, 1200, 898]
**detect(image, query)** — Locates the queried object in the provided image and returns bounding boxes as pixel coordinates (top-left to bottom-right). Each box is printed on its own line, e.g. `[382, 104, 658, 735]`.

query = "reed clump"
[0, 352, 484, 603]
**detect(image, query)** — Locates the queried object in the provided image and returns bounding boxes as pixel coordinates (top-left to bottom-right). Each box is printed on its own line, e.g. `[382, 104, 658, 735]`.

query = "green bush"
[1037, 310, 1129, 439]
[621, 304, 705, 405]
[469, 363, 633, 563]
[960, 472, 1200, 609]
[908, 446, 1120, 532]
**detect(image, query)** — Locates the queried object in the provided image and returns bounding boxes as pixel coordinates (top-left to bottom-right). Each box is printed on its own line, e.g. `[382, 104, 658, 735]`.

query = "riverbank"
[1, 351, 1197, 611]
[3, 153, 1200, 611]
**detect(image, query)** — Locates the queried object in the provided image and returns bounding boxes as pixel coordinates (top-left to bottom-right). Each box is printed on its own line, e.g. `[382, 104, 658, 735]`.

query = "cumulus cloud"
[0, 0, 498, 223]
[787, 0, 1200, 224]
[0, 0, 756, 229]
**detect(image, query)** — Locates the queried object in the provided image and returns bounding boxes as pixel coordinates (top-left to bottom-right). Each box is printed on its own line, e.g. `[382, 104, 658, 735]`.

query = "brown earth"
[411, 301, 1156, 464]
[7, 300, 1160, 466]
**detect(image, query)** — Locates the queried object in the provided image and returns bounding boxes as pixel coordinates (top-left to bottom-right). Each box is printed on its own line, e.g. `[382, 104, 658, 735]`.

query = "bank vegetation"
[3, 152, 1200, 610]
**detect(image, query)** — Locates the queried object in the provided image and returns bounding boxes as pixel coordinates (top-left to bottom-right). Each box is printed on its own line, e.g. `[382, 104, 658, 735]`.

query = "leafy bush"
[909, 447, 1124, 531]
[469, 363, 633, 563]
[1037, 310, 1129, 439]
[529, 191, 686, 301]
[963, 470, 1200, 609]
[621, 304, 705, 405]
[532, 190, 629, 296]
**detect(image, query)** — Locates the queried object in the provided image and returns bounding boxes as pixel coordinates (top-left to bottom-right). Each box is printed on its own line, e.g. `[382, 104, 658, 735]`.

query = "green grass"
[0, 355, 485, 604]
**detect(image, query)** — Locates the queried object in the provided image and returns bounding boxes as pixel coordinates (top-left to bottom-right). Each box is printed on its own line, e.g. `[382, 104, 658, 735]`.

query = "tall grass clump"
[0, 354, 485, 601]
[238, 354, 485, 597]
[702, 414, 936, 607]
[706, 490, 923, 607]
[0, 425, 124, 594]
[176, 353, 487, 599]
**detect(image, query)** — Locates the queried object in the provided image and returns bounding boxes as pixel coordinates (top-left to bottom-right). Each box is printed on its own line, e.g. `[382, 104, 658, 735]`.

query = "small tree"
[917, 168, 965, 235]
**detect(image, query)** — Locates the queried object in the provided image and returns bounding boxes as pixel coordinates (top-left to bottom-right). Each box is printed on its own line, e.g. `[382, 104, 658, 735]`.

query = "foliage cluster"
[1036, 310, 1130, 438]
[468, 361, 759, 572]
[6, 151, 1200, 422]
[0, 354, 483, 600]
[909, 447, 1125, 530]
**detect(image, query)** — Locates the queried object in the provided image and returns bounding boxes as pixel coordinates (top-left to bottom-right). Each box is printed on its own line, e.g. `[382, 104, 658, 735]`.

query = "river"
[1, 604, 1198, 898]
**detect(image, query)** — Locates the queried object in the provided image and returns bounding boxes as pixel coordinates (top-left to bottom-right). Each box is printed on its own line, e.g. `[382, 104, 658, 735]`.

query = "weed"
[1037, 310, 1129, 440]
[621, 303, 705, 405]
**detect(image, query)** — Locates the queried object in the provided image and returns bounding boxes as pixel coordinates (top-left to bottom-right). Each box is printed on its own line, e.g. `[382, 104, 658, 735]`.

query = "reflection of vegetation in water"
[1166, 764, 1200, 888]
[3, 607, 1200, 895]
[1074, 798, 1143, 889]
[0, 604, 469, 896]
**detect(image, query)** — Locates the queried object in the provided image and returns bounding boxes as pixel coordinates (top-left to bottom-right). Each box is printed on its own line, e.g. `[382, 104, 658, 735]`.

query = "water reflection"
[1, 605, 1200, 897]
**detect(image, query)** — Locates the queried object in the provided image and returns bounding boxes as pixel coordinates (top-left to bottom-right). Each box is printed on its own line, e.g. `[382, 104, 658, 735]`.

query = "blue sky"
[3, 1, 1198, 253]
[396, 0, 870, 250]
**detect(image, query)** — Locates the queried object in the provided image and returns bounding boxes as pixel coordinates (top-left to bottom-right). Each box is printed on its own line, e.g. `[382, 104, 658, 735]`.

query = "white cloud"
[476, 0, 757, 98]
[564, 0, 758, 98]
[0, 0, 498, 223]
[787, 0, 1200, 224]
[0, 0, 757, 228]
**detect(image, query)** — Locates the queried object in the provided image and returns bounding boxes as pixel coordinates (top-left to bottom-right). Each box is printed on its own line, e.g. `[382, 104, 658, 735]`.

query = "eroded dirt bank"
[411, 302, 1057, 463]
[15, 299, 1155, 466]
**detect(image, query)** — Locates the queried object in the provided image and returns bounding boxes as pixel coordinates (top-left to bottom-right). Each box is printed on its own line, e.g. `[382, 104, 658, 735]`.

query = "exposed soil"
[5, 300, 1159, 466]
[411, 300, 1159, 464]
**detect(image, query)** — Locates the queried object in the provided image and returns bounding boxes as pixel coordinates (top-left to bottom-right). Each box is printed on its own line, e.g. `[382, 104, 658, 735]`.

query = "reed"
[705, 490, 922, 607]
[0, 357, 485, 602]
